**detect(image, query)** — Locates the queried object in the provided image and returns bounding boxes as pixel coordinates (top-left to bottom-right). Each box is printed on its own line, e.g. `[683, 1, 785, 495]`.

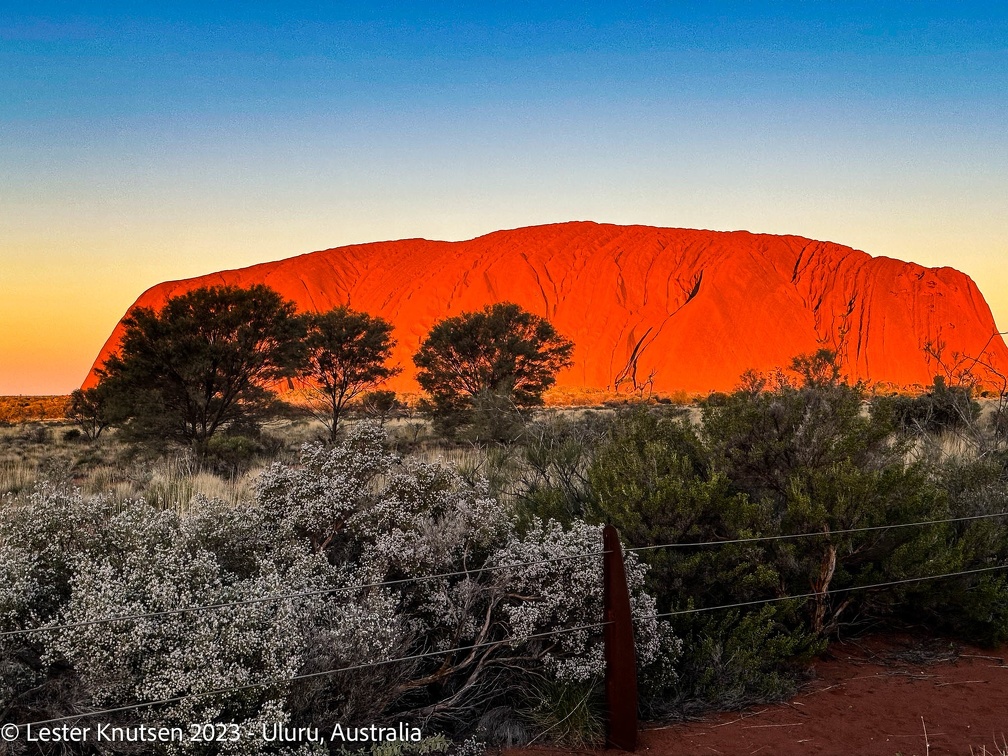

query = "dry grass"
[0, 413, 443, 511]
[0, 421, 264, 509]
[6, 389, 992, 513]
[0, 458, 41, 496]
[541, 386, 703, 407]
[970, 735, 1008, 756]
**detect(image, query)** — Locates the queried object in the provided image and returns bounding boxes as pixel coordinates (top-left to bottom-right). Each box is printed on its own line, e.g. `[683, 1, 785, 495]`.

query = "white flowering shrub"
[255, 423, 394, 554]
[0, 423, 678, 753]
[0, 544, 37, 633]
[0, 540, 43, 722]
[496, 518, 678, 684]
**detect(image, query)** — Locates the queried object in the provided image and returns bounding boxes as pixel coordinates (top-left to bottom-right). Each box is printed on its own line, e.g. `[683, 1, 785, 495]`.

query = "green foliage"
[581, 406, 819, 712]
[514, 412, 608, 528]
[872, 375, 981, 436]
[698, 365, 957, 635]
[586, 407, 759, 600]
[513, 353, 1008, 716]
[668, 604, 819, 716]
[98, 284, 305, 446]
[466, 389, 527, 443]
[789, 347, 844, 388]
[300, 306, 400, 441]
[908, 458, 1008, 644]
[701, 370, 893, 507]
[413, 303, 574, 440]
[203, 431, 276, 476]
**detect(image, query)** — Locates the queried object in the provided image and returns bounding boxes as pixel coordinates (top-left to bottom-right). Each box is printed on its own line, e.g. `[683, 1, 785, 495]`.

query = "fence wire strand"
[638, 562, 1008, 620]
[626, 511, 1008, 553]
[0, 550, 608, 640]
[14, 620, 613, 729]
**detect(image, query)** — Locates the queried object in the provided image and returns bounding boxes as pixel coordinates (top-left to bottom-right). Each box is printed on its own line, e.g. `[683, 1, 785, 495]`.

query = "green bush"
[513, 412, 609, 528]
[512, 364, 1008, 717]
[666, 604, 819, 717]
[204, 431, 268, 475]
[580, 406, 819, 712]
[872, 376, 981, 436]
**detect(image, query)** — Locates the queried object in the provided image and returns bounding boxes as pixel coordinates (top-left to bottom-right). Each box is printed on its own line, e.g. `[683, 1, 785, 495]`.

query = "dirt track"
[513, 636, 1008, 756]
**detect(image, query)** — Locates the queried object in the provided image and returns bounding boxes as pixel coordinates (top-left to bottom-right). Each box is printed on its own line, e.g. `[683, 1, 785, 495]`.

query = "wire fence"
[634, 562, 1008, 620]
[14, 620, 613, 729]
[6, 510, 1008, 731]
[6, 511, 1003, 641]
[625, 510, 1008, 553]
[0, 550, 607, 640]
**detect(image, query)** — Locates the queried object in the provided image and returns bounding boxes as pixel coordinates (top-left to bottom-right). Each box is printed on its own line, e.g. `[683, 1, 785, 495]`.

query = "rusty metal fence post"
[603, 524, 638, 751]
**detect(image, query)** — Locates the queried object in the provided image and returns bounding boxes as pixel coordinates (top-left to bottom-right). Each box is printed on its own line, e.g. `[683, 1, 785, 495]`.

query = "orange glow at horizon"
[2, 217, 1006, 397]
[3, 4, 1007, 396]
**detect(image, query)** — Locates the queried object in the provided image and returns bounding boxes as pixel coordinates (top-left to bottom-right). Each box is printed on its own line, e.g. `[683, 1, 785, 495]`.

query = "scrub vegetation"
[3, 285, 1008, 754]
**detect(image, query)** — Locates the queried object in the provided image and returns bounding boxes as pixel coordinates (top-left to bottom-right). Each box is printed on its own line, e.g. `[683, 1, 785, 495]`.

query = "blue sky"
[1, 2, 1006, 392]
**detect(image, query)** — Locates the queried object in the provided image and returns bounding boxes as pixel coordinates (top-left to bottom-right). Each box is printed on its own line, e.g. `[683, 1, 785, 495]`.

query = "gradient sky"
[2, 2, 1006, 394]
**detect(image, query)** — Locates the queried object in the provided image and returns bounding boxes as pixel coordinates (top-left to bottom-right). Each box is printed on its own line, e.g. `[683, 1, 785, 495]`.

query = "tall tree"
[298, 307, 400, 440]
[98, 285, 304, 445]
[413, 302, 573, 436]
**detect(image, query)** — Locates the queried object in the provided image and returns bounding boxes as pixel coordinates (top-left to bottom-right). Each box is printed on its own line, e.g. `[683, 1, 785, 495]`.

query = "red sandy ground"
[513, 635, 1008, 756]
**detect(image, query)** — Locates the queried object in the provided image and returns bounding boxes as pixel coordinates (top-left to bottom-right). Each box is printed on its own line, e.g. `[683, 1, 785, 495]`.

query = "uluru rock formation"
[84, 222, 1008, 395]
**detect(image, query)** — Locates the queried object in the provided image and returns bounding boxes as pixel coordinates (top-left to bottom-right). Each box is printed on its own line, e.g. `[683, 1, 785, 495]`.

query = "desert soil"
[511, 635, 1008, 756]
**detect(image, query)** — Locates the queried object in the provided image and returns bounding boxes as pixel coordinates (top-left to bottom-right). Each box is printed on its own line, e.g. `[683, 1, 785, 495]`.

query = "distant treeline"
[0, 395, 69, 424]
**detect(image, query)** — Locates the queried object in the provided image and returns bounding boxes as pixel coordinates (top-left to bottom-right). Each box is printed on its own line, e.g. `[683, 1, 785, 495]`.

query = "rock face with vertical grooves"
[84, 222, 1008, 394]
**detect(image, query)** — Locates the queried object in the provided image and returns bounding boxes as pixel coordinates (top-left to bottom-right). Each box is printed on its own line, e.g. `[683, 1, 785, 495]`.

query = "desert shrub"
[419, 391, 526, 444]
[704, 378, 931, 608]
[204, 432, 269, 476]
[582, 406, 819, 713]
[700, 372, 895, 507]
[912, 458, 1008, 644]
[666, 604, 816, 717]
[873, 376, 981, 436]
[358, 389, 402, 423]
[513, 411, 611, 528]
[18, 423, 52, 444]
[565, 373, 1008, 716]
[466, 390, 528, 444]
[0, 424, 677, 752]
